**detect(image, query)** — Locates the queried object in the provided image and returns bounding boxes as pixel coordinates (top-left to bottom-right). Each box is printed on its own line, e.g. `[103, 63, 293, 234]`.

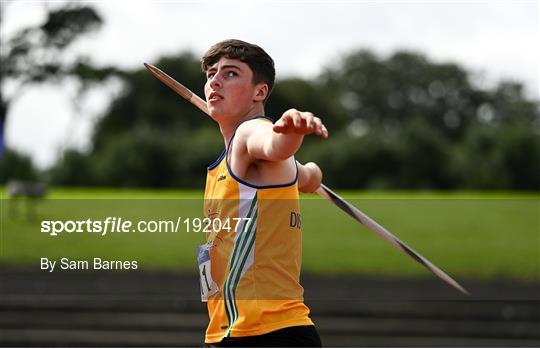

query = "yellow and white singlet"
[200, 116, 313, 343]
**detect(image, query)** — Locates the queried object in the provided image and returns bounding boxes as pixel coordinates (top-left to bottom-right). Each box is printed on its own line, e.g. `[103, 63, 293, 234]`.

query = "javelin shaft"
[144, 63, 469, 295]
[144, 63, 208, 114]
[315, 184, 469, 295]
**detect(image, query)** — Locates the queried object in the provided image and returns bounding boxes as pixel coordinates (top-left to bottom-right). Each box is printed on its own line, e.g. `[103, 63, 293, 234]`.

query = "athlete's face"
[204, 57, 266, 120]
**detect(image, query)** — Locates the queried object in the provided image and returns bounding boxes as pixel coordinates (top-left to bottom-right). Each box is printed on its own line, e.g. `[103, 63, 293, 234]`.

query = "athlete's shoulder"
[236, 117, 274, 138]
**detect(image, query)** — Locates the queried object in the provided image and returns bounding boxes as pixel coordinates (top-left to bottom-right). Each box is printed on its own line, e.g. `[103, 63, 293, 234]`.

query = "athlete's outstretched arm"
[238, 109, 328, 162]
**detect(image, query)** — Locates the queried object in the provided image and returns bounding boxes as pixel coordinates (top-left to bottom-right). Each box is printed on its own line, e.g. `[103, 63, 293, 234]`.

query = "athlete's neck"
[219, 105, 265, 147]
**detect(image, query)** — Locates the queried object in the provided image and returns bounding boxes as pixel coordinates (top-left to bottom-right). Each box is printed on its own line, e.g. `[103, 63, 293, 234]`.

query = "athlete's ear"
[253, 84, 268, 102]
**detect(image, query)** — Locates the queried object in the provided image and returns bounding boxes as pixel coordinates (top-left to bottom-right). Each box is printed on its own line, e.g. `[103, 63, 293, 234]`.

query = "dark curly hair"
[201, 39, 275, 102]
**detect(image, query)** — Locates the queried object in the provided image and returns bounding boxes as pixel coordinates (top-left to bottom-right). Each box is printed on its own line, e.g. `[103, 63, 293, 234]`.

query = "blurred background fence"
[1, 269, 539, 347]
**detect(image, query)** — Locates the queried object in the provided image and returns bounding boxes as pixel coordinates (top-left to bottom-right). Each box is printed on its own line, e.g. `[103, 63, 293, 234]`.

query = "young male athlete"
[199, 39, 327, 347]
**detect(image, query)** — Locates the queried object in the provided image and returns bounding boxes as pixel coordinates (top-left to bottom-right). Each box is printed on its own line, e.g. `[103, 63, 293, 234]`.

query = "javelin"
[143, 63, 469, 296]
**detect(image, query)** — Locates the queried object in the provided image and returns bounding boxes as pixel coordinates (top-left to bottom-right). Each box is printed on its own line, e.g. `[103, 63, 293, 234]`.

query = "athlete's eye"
[226, 71, 237, 77]
[207, 72, 215, 80]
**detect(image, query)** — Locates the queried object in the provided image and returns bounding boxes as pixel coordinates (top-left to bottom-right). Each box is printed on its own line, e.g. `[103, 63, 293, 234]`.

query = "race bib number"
[197, 243, 219, 302]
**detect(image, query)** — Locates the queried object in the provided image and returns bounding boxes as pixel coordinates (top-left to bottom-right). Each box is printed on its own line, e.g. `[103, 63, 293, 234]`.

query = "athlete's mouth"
[209, 92, 223, 102]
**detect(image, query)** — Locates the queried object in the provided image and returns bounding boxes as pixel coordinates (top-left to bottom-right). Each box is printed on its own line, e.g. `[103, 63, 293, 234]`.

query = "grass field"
[1, 187, 538, 280]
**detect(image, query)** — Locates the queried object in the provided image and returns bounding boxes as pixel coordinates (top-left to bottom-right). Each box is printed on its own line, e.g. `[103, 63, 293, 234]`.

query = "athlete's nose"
[209, 74, 222, 90]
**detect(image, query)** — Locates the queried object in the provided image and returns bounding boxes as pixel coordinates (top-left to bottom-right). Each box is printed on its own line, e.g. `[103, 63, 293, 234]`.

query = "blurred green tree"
[320, 50, 486, 140]
[48, 148, 96, 186]
[0, 149, 38, 183]
[454, 123, 540, 189]
[0, 2, 121, 166]
[91, 54, 209, 152]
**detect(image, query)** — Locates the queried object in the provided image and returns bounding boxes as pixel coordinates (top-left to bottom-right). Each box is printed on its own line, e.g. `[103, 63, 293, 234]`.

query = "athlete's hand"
[273, 109, 328, 139]
[298, 162, 323, 193]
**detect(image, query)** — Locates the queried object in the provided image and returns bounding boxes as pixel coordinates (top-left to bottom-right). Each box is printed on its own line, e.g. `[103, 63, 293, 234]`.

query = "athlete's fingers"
[310, 117, 318, 134]
[304, 113, 315, 130]
[292, 110, 302, 128]
[273, 117, 286, 131]
[273, 118, 284, 127]
[273, 124, 285, 133]
[273, 115, 292, 133]
[284, 115, 294, 129]
[281, 109, 298, 129]
[299, 111, 308, 129]
[273, 122, 287, 133]
[321, 125, 329, 139]
[277, 110, 327, 136]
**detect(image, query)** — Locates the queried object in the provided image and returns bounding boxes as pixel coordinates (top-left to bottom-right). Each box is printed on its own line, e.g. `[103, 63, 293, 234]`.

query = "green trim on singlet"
[223, 196, 258, 336]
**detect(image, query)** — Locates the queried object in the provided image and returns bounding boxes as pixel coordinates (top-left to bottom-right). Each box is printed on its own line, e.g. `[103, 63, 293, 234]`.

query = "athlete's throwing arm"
[231, 108, 327, 193]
